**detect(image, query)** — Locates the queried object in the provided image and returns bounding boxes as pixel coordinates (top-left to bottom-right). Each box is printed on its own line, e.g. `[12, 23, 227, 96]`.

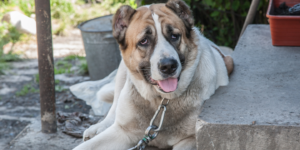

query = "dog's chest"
[130, 88, 202, 147]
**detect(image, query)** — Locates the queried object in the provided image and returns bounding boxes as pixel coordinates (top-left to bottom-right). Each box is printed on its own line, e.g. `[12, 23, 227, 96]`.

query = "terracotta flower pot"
[266, 0, 300, 46]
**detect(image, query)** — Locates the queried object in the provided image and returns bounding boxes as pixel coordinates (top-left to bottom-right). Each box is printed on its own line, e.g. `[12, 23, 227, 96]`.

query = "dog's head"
[112, 0, 198, 97]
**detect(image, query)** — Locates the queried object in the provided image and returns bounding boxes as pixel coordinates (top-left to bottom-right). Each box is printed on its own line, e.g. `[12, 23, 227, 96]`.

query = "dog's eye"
[139, 38, 148, 45]
[171, 34, 179, 41]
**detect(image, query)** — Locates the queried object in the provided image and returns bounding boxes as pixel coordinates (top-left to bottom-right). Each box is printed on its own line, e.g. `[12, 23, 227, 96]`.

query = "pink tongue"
[157, 78, 178, 92]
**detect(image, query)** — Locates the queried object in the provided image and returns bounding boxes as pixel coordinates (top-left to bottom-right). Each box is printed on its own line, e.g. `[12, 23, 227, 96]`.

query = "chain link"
[128, 98, 169, 150]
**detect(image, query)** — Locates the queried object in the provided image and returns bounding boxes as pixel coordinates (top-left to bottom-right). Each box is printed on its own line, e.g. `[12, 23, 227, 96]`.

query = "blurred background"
[0, 0, 269, 63]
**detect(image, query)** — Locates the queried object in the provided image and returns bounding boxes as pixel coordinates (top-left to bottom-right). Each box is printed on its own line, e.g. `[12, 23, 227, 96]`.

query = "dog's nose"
[159, 58, 178, 75]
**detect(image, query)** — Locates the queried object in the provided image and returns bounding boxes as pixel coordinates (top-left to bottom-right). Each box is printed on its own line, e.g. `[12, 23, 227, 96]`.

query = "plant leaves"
[210, 11, 220, 17]
[232, 1, 240, 11]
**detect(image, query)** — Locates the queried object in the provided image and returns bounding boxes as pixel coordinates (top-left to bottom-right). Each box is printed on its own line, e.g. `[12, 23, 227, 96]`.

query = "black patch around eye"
[165, 25, 180, 42]
[137, 27, 153, 48]
[140, 38, 148, 45]
[179, 53, 185, 66]
[171, 34, 180, 42]
[167, 25, 173, 34]
[146, 27, 152, 35]
[138, 35, 152, 47]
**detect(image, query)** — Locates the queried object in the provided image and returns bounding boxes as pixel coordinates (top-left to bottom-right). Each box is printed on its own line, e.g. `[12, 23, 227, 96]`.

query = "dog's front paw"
[83, 123, 109, 141]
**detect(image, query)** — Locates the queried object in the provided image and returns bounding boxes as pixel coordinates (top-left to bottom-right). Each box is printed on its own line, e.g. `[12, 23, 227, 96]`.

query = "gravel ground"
[0, 59, 92, 148]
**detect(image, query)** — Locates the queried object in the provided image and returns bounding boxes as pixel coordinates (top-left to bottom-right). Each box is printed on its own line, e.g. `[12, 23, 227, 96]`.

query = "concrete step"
[6, 119, 81, 150]
[196, 25, 300, 150]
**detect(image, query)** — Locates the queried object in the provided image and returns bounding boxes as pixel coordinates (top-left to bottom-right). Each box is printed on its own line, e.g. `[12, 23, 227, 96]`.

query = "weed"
[53, 55, 89, 75]
[55, 79, 60, 84]
[54, 60, 72, 75]
[9, 0, 35, 17]
[0, 52, 18, 74]
[16, 84, 39, 97]
[64, 55, 85, 61]
[0, 62, 10, 75]
[79, 60, 89, 75]
[0, 10, 22, 63]
[55, 85, 67, 92]
[63, 55, 89, 75]
[55, 79, 66, 92]
[34, 74, 39, 83]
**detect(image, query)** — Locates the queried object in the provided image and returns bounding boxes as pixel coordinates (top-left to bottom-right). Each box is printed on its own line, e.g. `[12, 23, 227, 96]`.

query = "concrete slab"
[6, 119, 82, 150]
[6, 118, 168, 150]
[196, 25, 300, 150]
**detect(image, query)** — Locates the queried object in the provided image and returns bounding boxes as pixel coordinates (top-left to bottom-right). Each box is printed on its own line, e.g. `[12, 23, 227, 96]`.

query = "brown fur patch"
[113, 3, 197, 82]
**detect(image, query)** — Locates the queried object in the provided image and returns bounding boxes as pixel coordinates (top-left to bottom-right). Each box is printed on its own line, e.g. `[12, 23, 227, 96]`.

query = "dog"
[74, 0, 233, 149]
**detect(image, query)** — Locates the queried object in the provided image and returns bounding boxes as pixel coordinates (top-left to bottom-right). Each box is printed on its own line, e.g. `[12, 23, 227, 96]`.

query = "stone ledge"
[196, 119, 300, 150]
[196, 25, 300, 150]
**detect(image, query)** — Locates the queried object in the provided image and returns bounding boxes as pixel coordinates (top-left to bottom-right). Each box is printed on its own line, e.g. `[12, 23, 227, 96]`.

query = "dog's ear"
[166, 0, 194, 37]
[112, 5, 136, 48]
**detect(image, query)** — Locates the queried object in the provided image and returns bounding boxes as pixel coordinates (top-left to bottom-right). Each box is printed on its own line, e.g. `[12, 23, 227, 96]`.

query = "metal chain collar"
[128, 98, 169, 150]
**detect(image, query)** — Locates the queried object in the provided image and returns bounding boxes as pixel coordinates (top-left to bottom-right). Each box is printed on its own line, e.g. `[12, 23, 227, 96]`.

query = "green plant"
[9, 0, 35, 16]
[54, 79, 67, 92]
[51, 0, 75, 19]
[79, 60, 89, 75]
[0, 4, 24, 63]
[55, 85, 67, 92]
[34, 74, 39, 83]
[0, 21, 23, 54]
[54, 60, 72, 74]
[64, 54, 85, 61]
[16, 84, 39, 96]
[63, 55, 89, 75]
[184, 0, 269, 47]
[55, 79, 60, 84]
[0, 62, 10, 75]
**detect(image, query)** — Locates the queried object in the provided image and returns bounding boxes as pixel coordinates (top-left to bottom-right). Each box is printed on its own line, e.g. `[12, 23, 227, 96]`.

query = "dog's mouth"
[142, 68, 179, 93]
[155, 77, 179, 93]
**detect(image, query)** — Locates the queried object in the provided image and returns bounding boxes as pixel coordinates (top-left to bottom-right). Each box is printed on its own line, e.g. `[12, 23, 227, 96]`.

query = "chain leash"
[128, 98, 169, 150]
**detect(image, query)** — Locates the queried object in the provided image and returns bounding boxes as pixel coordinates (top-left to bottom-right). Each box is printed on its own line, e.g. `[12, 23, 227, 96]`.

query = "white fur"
[96, 80, 114, 103]
[82, 60, 127, 140]
[150, 13, 182, 81]
[74, 15, 229, 150]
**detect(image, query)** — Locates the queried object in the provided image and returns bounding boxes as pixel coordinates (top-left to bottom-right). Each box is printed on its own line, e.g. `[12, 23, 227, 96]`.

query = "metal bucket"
[78, 15, 121, 80]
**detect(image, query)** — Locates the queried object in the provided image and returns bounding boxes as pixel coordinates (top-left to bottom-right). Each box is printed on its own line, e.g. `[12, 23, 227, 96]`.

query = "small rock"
[2, 11, 36, 35]
[0, 84, 16, 95]
[57, 111, 99, 138]
[4, 69, 38, 75]
[55, 74, 89, 84]
[0, 75, 32, 83]
[11, 60, 38, 69]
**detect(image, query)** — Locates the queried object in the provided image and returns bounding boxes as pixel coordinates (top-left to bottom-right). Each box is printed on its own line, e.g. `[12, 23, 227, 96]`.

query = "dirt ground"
[0, 30, 93, 148]
[3, 29, 85, 59]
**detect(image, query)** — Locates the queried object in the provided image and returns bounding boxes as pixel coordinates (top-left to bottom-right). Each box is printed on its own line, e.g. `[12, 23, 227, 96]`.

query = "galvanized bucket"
[78, 15, 121, 80]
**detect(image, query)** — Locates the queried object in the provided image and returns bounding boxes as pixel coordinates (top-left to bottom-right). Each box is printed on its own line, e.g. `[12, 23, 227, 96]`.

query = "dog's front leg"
[83, 60, 127, 141]
[74, 124, 134, 150]
[172, 136, 196, 150]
